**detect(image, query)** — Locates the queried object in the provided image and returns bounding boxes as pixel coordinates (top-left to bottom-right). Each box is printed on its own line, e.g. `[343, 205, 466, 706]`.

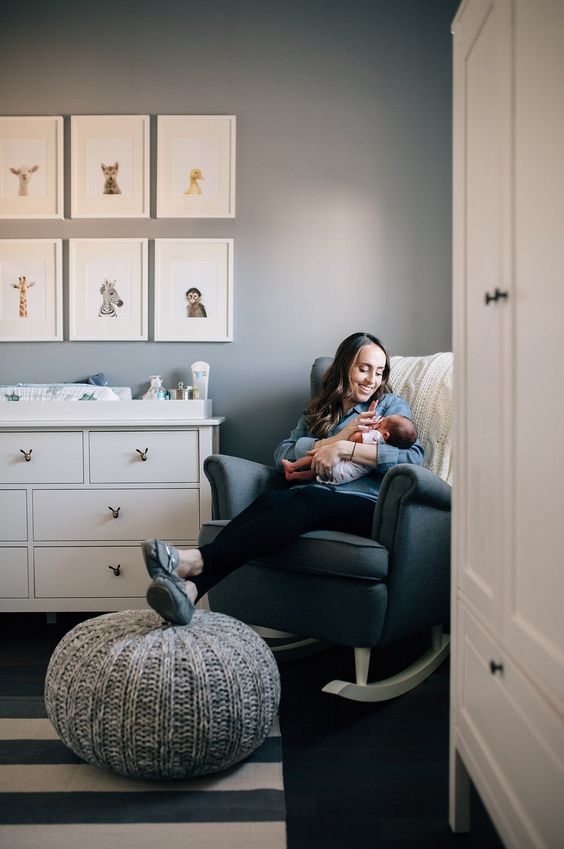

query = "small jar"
[172, 381, 192, 400]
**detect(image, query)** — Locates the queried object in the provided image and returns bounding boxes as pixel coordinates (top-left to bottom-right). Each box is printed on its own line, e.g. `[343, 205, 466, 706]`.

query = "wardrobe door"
[504, 0, 564, 705]
[452, 0, 513, 630]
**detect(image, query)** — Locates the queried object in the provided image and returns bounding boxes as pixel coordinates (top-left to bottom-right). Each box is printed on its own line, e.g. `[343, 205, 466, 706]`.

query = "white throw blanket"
[390, 353, 453, 485]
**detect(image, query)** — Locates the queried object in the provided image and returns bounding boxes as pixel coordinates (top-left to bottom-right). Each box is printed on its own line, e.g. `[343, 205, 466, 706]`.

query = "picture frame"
[69, 239, 148, 341]
[154, 238, 233, 342]
[157, 116, 236, 218]
[0, 239, 62, 341]
[0, 117, 63, 219]
[71, 115, 150, 218]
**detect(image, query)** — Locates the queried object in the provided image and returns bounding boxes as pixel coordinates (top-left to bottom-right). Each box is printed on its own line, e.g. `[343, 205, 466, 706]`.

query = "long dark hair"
[306, 332, 392, 438]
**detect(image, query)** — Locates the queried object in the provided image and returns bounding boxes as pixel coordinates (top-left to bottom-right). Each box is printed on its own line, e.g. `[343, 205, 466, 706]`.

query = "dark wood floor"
[278, 636, 503, 849]
[0, 614, 503, 849]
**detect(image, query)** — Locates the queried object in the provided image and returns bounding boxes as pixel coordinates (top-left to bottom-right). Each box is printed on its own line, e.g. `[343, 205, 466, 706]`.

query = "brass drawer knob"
[108, 506, 121, 519]
[136, 448, 149, 462]
[20, 449, 33, 462]
[107, 563, 121, 576]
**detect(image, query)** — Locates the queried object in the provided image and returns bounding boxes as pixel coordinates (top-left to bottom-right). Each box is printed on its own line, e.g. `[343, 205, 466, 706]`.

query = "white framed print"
[0, 239, 62, 340]
[69, 239, 148, 341]
[0, 117, 63, 219]
[157, 116, 236, 218]
[71, 115, 150, 218]
[154, 239, 233, 342]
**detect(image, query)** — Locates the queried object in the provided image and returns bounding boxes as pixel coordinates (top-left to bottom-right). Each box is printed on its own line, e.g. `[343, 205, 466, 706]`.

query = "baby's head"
[376, 415, 417, 448]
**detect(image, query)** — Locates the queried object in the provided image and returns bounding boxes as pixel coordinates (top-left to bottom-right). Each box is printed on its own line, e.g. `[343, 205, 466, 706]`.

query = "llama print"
[98, 280, 123, 317]
[101, 162, 122, 195]
[186, 287, 207, 317]
[184, 168, 204, 195]
[12, 276, 35, 317]
[10, 165, 39, 197]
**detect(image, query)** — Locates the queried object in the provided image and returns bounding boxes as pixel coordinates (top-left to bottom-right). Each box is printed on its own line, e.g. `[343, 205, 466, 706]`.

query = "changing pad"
[0, 384, 131, 402]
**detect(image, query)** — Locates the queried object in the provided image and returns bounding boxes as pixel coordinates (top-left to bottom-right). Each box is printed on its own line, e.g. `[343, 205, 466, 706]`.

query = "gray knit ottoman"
[44, 609, 281, 779]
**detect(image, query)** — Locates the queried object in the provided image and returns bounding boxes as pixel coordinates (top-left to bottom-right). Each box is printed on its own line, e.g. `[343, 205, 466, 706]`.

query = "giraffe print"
[12, 276, 35, 318]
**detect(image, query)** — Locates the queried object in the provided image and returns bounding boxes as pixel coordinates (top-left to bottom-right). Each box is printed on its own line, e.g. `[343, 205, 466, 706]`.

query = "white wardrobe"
[450, 1, 564, 847]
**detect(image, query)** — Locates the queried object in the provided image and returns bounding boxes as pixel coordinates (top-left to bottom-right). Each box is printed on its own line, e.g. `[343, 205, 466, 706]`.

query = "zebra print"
[99, 280, 123, 318]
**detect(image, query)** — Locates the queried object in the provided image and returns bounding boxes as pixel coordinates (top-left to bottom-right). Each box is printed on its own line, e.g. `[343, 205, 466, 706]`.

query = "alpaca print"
[10, 165, 39, 197]
[12, 276, 35, 317]
[101, 162, 122, 195]
[98, 280, 123, 317]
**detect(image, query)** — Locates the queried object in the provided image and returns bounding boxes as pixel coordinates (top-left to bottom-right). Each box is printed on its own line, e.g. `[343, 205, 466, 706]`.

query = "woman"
[143, 332, 424, 625]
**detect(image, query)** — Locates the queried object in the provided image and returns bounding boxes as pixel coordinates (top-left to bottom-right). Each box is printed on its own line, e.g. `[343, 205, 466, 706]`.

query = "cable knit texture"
[45, 609, 281, 779]
[390, 352, 453, 485]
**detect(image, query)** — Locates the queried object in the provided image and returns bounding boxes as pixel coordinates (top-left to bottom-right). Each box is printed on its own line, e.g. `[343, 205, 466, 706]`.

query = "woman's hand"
[308, 441, 352, 480]
[338, 408, 380, 441]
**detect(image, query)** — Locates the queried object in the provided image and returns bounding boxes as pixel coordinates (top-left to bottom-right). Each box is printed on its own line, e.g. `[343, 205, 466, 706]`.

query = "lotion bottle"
[190, 361, 209, 401]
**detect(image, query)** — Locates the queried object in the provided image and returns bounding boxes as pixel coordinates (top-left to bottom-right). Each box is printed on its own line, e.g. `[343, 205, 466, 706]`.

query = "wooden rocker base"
[322, 626, 450, 702]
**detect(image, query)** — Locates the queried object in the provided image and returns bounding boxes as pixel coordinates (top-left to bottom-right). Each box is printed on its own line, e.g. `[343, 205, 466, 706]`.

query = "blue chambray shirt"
[273, 394, 425, 501]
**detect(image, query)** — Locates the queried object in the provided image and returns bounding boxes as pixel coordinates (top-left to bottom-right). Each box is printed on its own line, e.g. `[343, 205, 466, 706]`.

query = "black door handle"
[485, 288, 509, 305]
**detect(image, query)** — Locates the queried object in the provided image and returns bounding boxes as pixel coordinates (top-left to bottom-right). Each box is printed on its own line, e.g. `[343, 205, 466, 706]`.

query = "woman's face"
[347, 344, 387, 404]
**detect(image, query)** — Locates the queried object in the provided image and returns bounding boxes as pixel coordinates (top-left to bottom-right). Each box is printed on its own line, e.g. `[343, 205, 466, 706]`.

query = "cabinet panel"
[0, 548, 29, 597]
[454, 0, 512, 628]
[0, 432, 83, 484]
[506, 0, 564, 707]
[33, 488, 199, 541]
[459, 606, 563, 849]
[34, 546, 147, 598]
[89, 430, 199, 484]
[0, 489, 27, 540]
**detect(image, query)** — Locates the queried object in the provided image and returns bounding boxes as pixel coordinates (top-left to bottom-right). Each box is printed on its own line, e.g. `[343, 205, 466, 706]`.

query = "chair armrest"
[372, 464, 451, 547]
[371, 464, 452, 644]
[204, 454, 287, 519]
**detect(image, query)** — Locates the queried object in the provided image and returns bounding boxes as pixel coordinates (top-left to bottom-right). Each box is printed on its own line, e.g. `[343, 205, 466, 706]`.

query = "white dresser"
[451, 1, 564, 847]
[0, 402, 223, 612]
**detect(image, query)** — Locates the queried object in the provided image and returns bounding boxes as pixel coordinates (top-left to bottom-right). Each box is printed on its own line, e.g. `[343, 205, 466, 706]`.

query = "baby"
[281, 413, 417, 485]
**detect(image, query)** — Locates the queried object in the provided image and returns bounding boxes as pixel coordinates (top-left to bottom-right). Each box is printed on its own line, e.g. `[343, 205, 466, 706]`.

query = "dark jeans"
[191, 486, 375, 599]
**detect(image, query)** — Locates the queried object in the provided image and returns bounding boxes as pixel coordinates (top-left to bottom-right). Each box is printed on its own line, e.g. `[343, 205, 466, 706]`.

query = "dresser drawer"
[458, 606, 563, 848]
[89, 430, 199, 484]
[0, 432, 83, 483]
[0, 547, 29, 597]
[34, 546, 147, 598]
[33, 488, 199, 541]
[0, 490, 27, 540]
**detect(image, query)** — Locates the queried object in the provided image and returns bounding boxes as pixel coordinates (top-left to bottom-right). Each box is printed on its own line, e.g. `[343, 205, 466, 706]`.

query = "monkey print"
[186, 287, 207, 318]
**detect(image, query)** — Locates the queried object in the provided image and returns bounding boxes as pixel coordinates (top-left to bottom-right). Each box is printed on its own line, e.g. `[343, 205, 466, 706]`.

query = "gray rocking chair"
[199, 353, 452, 701]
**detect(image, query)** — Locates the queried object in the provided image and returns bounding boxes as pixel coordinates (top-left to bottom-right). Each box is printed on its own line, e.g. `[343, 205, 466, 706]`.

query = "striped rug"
[0, 696, 287, 849]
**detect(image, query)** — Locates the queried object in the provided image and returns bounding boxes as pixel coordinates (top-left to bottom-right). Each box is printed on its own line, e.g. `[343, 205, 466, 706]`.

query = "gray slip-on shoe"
[146, 574, 194, 626]
[142, 539, 180, 580]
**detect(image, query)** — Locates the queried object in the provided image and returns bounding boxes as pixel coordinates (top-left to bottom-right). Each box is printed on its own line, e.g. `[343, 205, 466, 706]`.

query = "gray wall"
[0, 0, 457, 464]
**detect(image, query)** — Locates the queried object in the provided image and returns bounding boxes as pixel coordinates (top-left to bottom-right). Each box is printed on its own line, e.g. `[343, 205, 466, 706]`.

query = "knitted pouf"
[44, 609, 281, 779]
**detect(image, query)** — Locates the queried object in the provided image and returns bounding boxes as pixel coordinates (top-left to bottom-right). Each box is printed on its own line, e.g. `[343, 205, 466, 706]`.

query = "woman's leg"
[174, 488, 293, 583]
[189, 487, 375, 600]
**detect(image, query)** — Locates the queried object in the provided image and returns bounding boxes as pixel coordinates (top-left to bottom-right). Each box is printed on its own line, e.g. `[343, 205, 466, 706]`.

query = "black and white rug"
[0, 696, 286, 849]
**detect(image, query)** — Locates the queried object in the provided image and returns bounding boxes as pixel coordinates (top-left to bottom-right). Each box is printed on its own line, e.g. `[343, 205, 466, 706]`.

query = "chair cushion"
[199, 520, 389, 582]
